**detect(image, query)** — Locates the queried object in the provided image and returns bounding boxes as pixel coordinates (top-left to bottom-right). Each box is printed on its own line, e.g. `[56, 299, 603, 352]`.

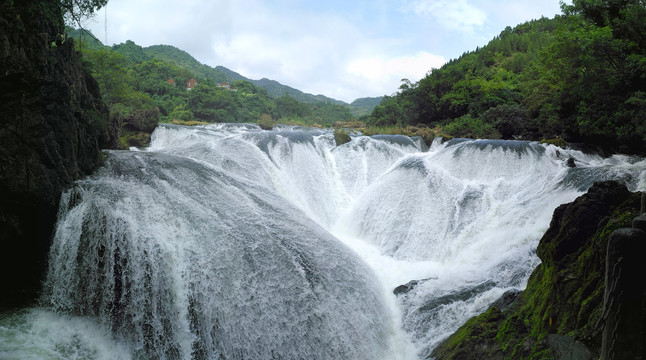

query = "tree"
[60, 0, 108, 29]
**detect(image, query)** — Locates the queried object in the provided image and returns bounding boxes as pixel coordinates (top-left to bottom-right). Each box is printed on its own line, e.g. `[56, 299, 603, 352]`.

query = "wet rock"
[393, 280, 420, 295]
[538, 181, 632, 266]
[547, 334, 593, 360]
[418, 281, 496, 313]
[393, 277, 438, 296]
[0, 1, 116, 307]
[601, 227, 646, 360]
[430, 181, 642, 360]
[633, 213, 646, 232]
[491, 289, 521, 312]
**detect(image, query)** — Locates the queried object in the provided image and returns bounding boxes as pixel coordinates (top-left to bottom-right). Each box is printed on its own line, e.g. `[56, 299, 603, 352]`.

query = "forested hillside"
[350, 97, 383, 117]
[69, 30, 356, 147]
[367, 1, 646, 155]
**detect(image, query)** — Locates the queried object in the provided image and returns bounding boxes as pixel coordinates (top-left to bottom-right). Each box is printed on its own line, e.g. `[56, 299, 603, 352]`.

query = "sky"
[85, 0, 566, 103]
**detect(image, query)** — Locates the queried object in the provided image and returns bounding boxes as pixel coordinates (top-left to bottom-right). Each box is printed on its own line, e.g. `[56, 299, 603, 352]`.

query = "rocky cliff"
[0, 1, 116, 308]
[430, 181, 644, 359]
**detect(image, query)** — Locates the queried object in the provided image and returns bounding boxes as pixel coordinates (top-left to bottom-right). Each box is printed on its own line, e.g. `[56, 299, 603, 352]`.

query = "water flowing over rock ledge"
[430, 181, 645, 360]
[2, 120, 645, 358]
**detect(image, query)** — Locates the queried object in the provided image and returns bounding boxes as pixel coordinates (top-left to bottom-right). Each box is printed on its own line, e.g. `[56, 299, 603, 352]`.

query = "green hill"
[349, 97, 383, 117]
[142, 45, 346, 105]
[368, 1, 646, 155]
[69, 29, 383, 115]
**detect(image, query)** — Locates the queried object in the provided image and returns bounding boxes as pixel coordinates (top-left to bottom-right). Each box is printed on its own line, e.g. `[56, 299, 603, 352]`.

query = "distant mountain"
[349, 97, 383, 117]
[142, 45, 230, 84]
[251, 78, 345, 105]
[142, 45, 346, 105]
[68, 29, 382, 114]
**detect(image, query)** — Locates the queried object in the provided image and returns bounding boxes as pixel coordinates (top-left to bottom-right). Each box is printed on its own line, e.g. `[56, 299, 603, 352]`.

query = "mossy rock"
[431, 181, 641, 360]
[334, 128, 351, 146]
[430, 307, 506, 359]
[541, 138, 567, 148]
[118, 130, 151, 149]
[258, 114, 276, 130]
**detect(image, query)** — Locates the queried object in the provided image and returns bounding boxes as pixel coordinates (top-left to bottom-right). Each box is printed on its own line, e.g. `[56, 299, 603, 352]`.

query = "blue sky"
[85, 0, 566, 103]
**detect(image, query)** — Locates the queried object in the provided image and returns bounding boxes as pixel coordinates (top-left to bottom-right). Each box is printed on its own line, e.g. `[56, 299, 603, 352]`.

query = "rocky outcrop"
[431, 181, 642, 359]
[601, 223, 646, 359]
[115, 107, 159, 148]
[0, 1, 116, 308]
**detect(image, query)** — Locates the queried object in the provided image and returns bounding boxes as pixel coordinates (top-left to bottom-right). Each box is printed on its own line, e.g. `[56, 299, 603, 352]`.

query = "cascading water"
[1, 123, 645, 359]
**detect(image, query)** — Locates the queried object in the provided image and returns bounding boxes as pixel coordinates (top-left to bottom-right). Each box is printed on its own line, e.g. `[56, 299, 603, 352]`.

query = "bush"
[334, 128, 351, 146]
[258, 113, 276, 130]
[443, 115, 501, 139]
[480, 104, 529, 139]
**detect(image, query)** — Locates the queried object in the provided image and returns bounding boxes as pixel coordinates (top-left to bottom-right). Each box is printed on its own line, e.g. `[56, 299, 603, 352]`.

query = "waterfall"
[2, 123, 645, 359]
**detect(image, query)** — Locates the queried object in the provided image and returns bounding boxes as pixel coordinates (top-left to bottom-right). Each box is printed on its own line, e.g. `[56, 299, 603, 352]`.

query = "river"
[1, 123, 644, 359]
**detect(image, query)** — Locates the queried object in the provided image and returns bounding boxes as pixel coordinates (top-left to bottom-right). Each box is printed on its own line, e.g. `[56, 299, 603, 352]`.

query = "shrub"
[258, 113, 276, 130]
[334, 128, 351, 146]
[443, 115, 501, 139]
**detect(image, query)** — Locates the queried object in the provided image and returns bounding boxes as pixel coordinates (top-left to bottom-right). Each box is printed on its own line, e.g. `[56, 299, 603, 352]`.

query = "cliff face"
[0, 1, 116, 308]
[431, 181, 642, 360]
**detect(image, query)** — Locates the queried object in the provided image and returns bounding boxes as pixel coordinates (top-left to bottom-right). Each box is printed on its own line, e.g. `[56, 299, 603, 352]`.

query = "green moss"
[168, 119, 209, 126]
[540, 138, 567, 148]
[258, 113, 276, 130]
[432, 306, 505, 359]
[334, 128, 352, 146]
[432, 185, 641, 360]
[118, 129, 151, 149]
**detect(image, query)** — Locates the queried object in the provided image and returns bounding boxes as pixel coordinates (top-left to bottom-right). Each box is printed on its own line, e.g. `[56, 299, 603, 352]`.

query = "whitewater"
[1, 123, 645, 359]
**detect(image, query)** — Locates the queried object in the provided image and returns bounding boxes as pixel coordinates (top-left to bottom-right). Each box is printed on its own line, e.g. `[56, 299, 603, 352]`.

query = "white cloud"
[406, 0, 487, 32]
[209, 1, 431, 101]
[346, 52, 446, 96]
[85, 0, 562, 103]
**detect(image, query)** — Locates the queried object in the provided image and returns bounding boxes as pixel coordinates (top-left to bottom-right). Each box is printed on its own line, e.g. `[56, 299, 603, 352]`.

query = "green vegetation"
[349, 97, 383, 117]
[69, 31, 358, 147]
[367, 0, 646, 155]
[431, 182, 642, 359]
[333, 128, 351, 146]
[258, 113, 276, 130]
[60, 0, 108, 29]
[69, 0, 645, 154]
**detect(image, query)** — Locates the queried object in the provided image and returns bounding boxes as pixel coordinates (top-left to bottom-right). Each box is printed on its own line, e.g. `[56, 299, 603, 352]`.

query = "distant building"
[216, 82, 237, 91]
[186, 78, 198, 90]
[166, 78, 176, 86]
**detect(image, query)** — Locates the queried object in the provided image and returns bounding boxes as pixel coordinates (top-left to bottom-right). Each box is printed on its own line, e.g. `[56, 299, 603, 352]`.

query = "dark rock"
[430, 181, 641, 360]
[0, 1, 116, 308]
[547, 334, 593, 360]
[633, 213, 646, 232]
[418, 281, 496, 314]
[429, 306, 505, 360]
[393, 280, 420, 295]
[601, 227, 646, 360]
[538, 181, 632, 267]
[393, 277, 438, 295]
[121, 107, 160, 133]
[566, 156, 576, 168]
[491, 289, 521, 312]
[334, 129, 351, 146]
